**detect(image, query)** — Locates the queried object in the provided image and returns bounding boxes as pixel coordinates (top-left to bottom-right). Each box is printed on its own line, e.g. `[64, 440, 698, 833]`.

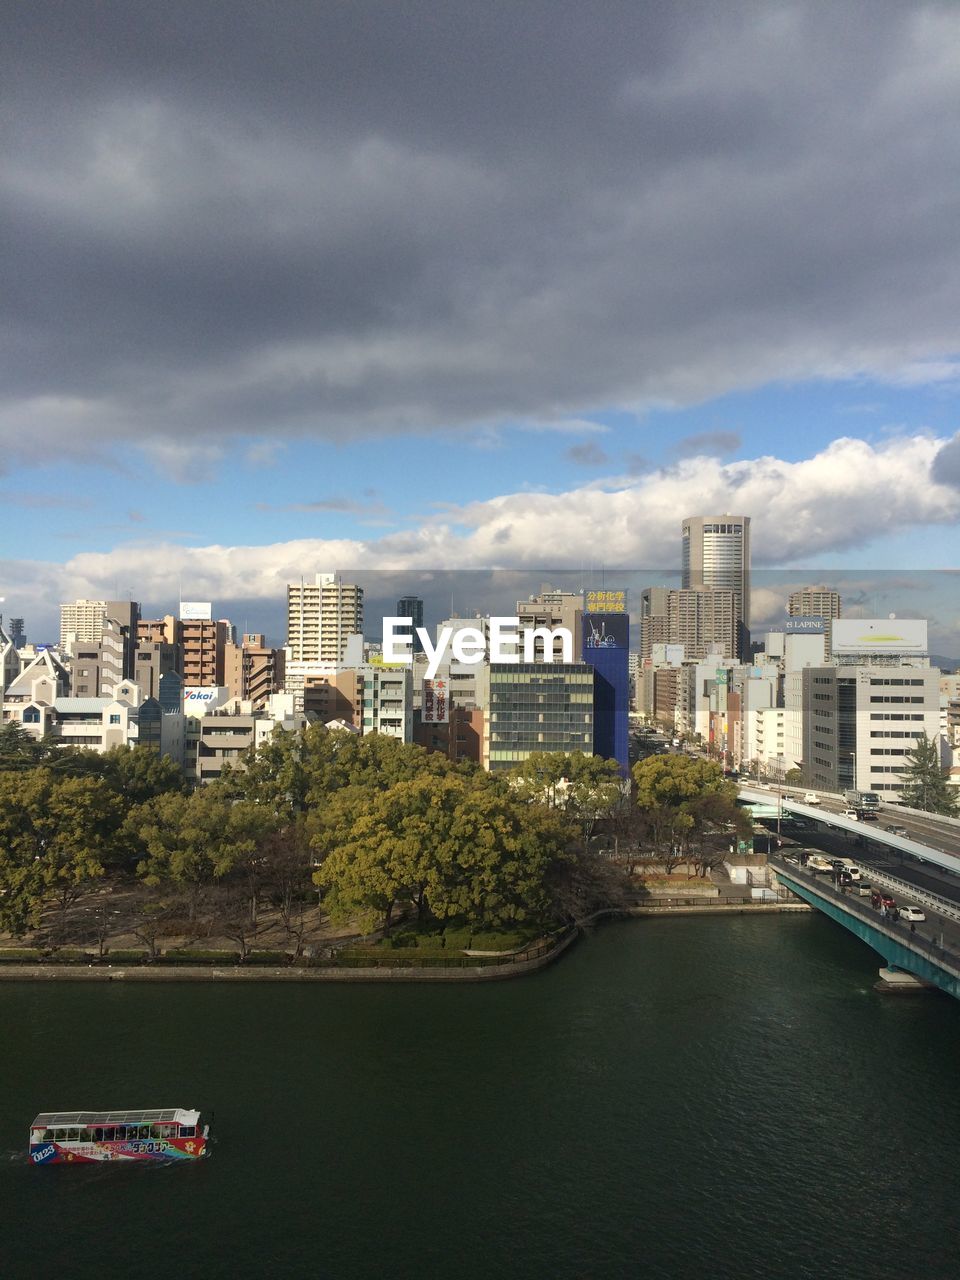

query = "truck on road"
[844, 790, 879, 810]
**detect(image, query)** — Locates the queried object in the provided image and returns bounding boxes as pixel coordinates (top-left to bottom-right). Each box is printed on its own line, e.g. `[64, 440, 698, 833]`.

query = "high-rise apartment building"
[60, 599, 108, 648]
[224, 634, 285, 709]
[180, 616, 231, 687]
[286, 573, 363, 664]
[788, 587, 841, 619]
[640, 586, 736, 660]
[681, 515, 750, 656]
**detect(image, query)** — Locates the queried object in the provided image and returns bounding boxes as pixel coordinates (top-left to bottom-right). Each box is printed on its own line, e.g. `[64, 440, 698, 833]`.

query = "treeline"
[0, 724, 628, 949]
[0, 722, 745, 952]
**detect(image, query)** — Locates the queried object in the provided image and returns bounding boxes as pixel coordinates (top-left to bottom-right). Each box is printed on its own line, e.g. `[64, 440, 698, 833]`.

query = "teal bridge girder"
[772, 861, 960, 1000]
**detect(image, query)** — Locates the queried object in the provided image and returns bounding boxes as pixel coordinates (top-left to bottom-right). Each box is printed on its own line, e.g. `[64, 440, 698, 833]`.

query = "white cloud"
[6, 434, 959, 640]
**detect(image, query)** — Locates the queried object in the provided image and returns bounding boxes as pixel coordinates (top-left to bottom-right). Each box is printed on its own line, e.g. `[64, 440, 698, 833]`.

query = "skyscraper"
[286, 573, 363, 664]
[681, 515, 751, 657]
[396, 595, 425, 654]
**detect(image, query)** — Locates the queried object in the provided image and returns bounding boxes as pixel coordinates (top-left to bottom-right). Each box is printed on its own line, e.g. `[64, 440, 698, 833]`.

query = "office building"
[579, 605, 630, 775]
[396, 596, 425, 654]
[801, 665, 940, 799]
[477, 663, 595, 772]
[681, 515, 750, 656]
[287, 573, 363, 664]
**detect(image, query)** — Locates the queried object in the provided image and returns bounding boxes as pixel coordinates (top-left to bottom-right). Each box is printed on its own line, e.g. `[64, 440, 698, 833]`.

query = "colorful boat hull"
[30, 1135, 208, 1164]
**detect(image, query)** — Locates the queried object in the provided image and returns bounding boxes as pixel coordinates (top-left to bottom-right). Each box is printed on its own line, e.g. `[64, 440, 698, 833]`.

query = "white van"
[839, 809, 859, 820]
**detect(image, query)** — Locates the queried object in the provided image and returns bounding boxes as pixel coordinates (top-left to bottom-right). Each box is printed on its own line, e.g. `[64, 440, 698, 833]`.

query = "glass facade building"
[481, 663, 595, 771]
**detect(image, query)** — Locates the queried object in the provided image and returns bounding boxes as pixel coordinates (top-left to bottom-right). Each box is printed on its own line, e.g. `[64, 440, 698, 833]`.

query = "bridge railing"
[771, 858, 960, 976]
[853, 866, 960, 925]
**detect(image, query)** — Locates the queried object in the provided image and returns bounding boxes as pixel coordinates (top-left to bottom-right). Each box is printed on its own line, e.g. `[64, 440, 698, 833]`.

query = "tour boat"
[29, 1108, 210, 1164]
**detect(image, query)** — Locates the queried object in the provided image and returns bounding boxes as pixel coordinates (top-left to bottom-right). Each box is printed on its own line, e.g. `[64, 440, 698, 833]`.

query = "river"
[4, 913, 960, 1279]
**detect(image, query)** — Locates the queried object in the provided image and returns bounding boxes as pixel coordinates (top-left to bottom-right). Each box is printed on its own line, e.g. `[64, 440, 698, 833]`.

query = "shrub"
[243, 950, 292, 966]
[104, 949, 147, 964]
[161, 949, 239, 965]
[0, 947, 44, 963]
[47, 948, 93, 964]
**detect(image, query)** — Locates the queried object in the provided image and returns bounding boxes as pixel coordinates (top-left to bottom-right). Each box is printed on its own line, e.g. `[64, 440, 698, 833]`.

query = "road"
[772, 854, 960, 969]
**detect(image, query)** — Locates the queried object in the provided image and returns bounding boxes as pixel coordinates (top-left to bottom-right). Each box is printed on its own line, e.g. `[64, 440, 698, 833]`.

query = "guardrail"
[771, 857, 960, 972]
[844, 866, 960, 925]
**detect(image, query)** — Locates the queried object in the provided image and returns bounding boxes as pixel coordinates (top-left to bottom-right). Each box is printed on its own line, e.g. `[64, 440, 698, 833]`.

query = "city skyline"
[2, 4, 960, 647]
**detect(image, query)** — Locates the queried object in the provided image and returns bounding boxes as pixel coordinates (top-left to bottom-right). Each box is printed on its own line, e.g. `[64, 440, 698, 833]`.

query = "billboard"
[583, 613, 629, 649]
[785, 617, 825, 634]
[422, 677, 449, 724]
[585, 589, 627, 614]
[831, 619, 927, 655]
[180, 601, 212, 621]
[183, 686, 229, 715]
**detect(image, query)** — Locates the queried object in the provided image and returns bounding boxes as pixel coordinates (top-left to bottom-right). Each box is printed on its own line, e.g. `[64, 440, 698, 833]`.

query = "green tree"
[0, 722, 44, 772]
[101, 746, 185, 809]
[632, 753, 735, 808]
[40, 775, 121, 938]
[0, 771, 50, 933]
[898, 733, 958, 816]
[132, 789, 275, 922]
[0, 769, 120, 937]
[632, 755, 738, 871]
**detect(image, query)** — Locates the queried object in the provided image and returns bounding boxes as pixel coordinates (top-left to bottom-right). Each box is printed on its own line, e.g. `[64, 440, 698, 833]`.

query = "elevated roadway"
[737, 785, 960, 879]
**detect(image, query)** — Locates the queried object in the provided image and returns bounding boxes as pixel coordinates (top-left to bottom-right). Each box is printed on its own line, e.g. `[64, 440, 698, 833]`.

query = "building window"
[109, 714, 121, 725]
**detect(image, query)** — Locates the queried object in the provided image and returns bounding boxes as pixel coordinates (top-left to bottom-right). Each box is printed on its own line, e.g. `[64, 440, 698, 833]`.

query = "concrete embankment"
[0, 928, 581, 983]
[0, 900, 812, 982]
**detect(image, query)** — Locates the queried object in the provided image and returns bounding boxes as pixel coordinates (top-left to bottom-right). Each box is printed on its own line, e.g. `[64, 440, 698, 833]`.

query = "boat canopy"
[31, 1108, 200, 1128]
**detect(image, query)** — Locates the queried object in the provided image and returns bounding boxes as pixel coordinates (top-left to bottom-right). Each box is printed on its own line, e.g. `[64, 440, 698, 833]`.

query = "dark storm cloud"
[3, 1, 960, 459]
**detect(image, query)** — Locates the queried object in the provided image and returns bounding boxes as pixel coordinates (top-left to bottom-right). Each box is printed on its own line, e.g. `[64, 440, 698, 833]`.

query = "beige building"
[224, 633, 285, 710]
[681, 515, 750, 655]
[641, 586, 736, 661]
[286, 573, 363, 664]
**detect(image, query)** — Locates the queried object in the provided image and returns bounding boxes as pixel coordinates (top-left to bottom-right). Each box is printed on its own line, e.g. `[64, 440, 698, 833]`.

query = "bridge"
[769, 855, 960, 997]
[738, 785, 960, 997]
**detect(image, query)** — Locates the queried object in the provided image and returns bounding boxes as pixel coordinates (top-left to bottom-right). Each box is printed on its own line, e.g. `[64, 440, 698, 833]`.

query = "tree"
[685, 791, 752, 878]
[0, 722, 43, 772]
[101, 746, 185, 810]
[131, 789, 275, 922]
[0, 769, 120, 938]
[632, 755, 739, 874]
[898, 733, 958, 816]
[784, 767, 804, 786]
[632, 754, 736, 810]
[39, 775, 121, 939]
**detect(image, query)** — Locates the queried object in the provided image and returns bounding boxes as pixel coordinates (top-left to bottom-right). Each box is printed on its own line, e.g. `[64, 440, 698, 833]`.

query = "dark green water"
[4, 914, 960, 1280]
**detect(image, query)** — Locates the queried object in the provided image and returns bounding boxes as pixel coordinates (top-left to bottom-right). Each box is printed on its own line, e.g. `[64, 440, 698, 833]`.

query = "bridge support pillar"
[875, 966, 936, 993]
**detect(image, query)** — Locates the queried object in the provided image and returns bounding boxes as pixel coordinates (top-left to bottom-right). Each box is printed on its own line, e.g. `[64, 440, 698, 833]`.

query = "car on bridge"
[884, 824, 909, 836]
[900, 905, 926, 923]
[807, 855, 835, 873]
[839, 809, 860, 820]
[803, 792, 821, 805]
[856, 808, 879, 822]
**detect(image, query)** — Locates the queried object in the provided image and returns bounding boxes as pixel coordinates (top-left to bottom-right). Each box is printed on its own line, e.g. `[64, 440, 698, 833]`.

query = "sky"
[2, 1, 960, 649]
